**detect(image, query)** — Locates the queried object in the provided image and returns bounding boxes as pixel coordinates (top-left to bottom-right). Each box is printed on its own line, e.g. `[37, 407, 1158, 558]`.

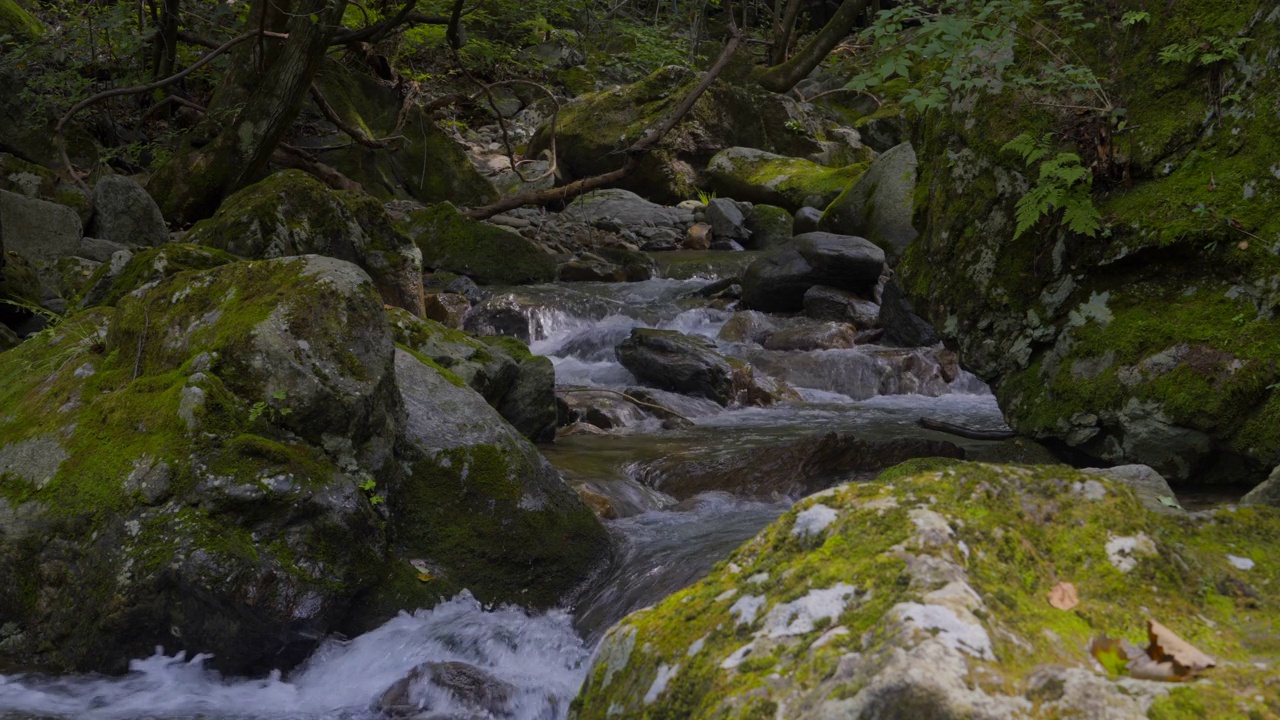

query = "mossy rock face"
[389, 349, 610, 607]
[0, 0, 42, 40]
[0, 256, 397, 674]
[387, 308, 558, 442]
[900, 1, 1280, 485]
[398, 202, 557, 286]
[185, 170, 425, 316]
[528, 66, 823, 204]
[707, 147, 867, 213]
[572, 462, 1280, 719]
[308, 60, 496, 207]
[82, 243, 237, 309]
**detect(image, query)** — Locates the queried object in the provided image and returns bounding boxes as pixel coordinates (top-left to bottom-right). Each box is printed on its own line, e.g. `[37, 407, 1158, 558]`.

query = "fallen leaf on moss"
[1048, 582, 1079, 610]
[1146, 619, 1216, 679]
[1090, 620, 1216, 682]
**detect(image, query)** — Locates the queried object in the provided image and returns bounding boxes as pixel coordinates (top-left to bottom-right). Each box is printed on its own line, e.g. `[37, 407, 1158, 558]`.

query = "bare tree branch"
[462, 22, 743, 220]
[56, 30, 288, 187]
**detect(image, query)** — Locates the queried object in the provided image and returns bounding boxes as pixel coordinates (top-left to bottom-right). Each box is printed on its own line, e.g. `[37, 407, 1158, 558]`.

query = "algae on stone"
[707, 146, 867, 212]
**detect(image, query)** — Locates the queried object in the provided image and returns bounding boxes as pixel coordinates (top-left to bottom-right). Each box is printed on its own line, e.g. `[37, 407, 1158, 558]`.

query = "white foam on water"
[0, 592, 589, 720]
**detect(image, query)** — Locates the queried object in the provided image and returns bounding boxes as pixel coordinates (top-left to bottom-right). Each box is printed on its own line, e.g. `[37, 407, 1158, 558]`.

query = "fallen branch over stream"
[916, 417, 1017, 441]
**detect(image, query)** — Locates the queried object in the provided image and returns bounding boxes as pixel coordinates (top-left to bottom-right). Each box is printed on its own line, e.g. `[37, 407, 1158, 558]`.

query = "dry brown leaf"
[1047, 581, 1079, 610]
[1146, 619, 1216, 680]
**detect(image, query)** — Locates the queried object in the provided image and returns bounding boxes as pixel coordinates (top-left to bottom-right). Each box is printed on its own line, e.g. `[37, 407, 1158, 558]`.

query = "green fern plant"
[1002, 133, 1101, 238]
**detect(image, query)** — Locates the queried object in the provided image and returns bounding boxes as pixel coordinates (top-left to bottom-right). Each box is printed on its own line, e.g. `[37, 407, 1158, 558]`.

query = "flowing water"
[0, 255, 1010, 720]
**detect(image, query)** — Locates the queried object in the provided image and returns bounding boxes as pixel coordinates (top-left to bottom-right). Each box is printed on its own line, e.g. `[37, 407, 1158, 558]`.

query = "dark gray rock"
[378, 660, 516, 718]
[878, 280, 941, 347]
[77, 237, 129, 263]
[0, 190, 83, 262]
[741, 233, 886, 312]
[705, 197, 751, 242]
[633, 432, 965, 501]
[90, 175, 169, 247]
[617, 328, 736, 405]
[803, 285, 881, 327]
[792, 206, 823, 235]
[762, 322, 858, 351]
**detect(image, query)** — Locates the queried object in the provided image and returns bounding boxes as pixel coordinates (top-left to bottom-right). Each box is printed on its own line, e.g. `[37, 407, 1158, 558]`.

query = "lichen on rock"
[571, 462, 1280, 719]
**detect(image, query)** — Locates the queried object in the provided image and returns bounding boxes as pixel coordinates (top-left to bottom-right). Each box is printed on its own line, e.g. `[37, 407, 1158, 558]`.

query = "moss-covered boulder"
[0, 254, 608, 673]
[900, 2, 1280, 485]
[528, 66, 823, 204]
[573, 462, 1280, 719]
[0, 153, 91, 223]
[707, 147, 868, 212]
[0, 0, 42, 39]
[79, 243, 236, 309]
[398, 202, 557, 286]
[390, 347, 609, 608]
[0, 256, 398, 674]
[307, 61, 496, 207]
[388, 308, 558, 442]
[185, 170, 425, 316]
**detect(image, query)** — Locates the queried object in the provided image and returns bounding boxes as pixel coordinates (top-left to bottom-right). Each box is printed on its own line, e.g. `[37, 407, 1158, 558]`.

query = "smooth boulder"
[742, 232, 885, 312]
[803, 285, 881, 327]
[0, 189, 82, 262]
[90, 175, 169, 247]
[616, 328, 791, 407]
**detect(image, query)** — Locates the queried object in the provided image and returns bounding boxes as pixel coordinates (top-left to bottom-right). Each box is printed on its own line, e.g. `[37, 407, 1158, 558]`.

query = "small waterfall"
[0, 594, 589, 720]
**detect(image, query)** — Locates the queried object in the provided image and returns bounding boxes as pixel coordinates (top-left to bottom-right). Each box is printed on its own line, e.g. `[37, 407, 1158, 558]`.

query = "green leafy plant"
[358, 477, 385, 505]
[248, 390, 293, 424]
[1002, 133, 1101, 238]
[1120, 11, 1150, 27]
[1158, 35, 1251, 66]
[695, 188, 717, 205]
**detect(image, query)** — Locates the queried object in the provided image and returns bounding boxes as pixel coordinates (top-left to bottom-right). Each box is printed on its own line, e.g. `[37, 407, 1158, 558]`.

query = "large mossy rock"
[388, 308, 558, 442]
[389, 348, 608, 607]
[528, 66, 822, 204]
[0, 189, 83, 263]
[398, 202, 557, 286]
[307, 61, 496, 207]
[0, 255, 607, 673]
[79, 243, 236, 309]
[0, 256, 396, 674]
[707, 147, 867, 212]
[185, 170, 425, 316]
[900, 2, 1280, 485]
[572, 462, 1280, 719]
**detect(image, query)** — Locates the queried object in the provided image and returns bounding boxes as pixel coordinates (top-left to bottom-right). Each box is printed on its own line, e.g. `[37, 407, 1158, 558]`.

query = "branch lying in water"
[917, 417, 1017, 441]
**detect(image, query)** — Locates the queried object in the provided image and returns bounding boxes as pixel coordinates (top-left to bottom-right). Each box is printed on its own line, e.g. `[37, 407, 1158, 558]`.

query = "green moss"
[87, 243, 236, 308]
[0, 0, 43, 39]
[707, 149, 868, 212]
[393, 439, 606, 608]
[398, 202, 556, 285]
[480, 335, 535, 362]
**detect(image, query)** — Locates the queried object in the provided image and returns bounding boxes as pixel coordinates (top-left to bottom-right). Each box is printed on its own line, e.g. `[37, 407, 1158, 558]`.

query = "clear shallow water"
[0, 262, 1008, 720]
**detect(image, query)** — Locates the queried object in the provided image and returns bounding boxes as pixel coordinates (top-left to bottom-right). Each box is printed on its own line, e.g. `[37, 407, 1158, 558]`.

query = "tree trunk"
[754, 0, 869, 93]
[769, 0, 803, 66]
[151, 0, 182, 80]
[149, 0, 350, 224]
